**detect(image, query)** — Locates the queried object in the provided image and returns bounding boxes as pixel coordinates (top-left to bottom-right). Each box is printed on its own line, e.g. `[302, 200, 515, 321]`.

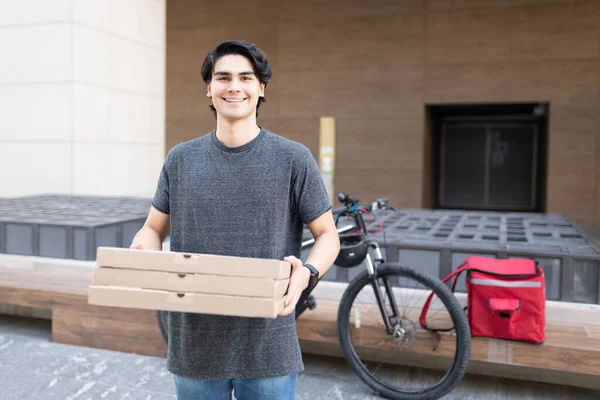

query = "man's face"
[207, 54, 265, 122]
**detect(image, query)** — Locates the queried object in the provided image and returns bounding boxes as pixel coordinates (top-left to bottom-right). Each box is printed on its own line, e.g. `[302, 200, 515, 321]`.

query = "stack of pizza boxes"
[88, 247, 291, 318]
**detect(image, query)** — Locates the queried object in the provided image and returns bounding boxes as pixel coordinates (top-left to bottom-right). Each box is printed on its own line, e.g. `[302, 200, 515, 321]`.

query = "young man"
[130, 39, 340, 399]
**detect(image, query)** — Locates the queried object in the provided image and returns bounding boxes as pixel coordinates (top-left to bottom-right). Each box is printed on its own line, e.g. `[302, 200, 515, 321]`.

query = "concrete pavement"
[0, 314, 598, 400]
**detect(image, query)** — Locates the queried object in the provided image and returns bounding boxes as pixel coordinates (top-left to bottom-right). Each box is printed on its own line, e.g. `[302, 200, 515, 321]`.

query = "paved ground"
[1, 314, 599, 399]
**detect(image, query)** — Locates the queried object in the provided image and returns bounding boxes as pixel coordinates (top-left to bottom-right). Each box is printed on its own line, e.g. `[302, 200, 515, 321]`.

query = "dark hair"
[201, 39, 272, 118]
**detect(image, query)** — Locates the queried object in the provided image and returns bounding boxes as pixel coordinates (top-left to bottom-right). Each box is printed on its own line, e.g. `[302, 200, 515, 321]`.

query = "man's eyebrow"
[214, 71, 256, 76]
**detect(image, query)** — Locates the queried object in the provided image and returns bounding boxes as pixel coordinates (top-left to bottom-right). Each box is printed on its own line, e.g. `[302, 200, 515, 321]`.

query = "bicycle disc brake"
[390, 317, 418, 346]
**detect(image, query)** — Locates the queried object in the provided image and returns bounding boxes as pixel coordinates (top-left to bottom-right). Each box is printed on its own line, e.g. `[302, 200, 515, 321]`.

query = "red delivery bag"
[420, 256, 546, 344]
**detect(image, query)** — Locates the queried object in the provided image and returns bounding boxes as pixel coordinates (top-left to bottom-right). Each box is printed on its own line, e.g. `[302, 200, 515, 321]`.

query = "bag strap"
[419, 262, 470, 332]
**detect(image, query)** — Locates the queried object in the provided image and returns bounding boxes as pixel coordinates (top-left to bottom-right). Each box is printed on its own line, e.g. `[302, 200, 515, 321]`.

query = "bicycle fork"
[365, 242, 400, 335]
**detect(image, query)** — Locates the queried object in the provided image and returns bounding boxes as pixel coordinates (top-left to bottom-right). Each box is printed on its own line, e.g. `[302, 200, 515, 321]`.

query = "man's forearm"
[304, 230, 340, 278]
[131, 225, 164, 250]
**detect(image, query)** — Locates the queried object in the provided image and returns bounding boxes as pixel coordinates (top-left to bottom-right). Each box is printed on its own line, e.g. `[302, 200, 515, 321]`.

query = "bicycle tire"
[157, 310, 168, 343]
[337, 263, 471, 400]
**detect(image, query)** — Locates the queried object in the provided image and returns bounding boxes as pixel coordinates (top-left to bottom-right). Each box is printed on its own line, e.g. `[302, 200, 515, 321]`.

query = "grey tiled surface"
[1, 315, 599, 399]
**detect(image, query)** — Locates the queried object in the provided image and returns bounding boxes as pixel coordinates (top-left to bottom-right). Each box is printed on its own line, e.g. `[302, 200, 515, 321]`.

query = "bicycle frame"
[324, 202, 401, 335]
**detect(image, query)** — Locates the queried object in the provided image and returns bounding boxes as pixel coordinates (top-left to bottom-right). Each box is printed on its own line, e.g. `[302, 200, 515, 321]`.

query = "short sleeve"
[152, 151, 173, 215]
[292, 145, 332, 225]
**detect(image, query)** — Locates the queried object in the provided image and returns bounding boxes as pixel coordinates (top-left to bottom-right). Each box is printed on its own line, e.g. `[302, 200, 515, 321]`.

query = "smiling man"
[129, 39, 340, 399]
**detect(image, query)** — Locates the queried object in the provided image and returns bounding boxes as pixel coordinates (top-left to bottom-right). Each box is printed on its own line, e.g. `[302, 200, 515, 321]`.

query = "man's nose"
[228, 78, 241, 91]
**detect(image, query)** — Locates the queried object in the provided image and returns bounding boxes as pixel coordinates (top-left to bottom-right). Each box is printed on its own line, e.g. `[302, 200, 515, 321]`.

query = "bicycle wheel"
[338, 263, 471, 400]
[157, 310, 168, 343]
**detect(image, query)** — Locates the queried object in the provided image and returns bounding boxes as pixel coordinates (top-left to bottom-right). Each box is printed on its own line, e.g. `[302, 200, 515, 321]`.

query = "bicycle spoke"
[339, 265, 470, 398]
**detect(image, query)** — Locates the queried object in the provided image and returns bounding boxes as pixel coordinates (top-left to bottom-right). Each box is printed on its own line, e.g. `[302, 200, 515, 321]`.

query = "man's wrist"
[300, 265, 311, 289]
[302, 263, 319, 291]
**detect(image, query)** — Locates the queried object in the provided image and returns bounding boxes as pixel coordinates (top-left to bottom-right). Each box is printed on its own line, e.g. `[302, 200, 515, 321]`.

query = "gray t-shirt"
[152, 127, 331, 380]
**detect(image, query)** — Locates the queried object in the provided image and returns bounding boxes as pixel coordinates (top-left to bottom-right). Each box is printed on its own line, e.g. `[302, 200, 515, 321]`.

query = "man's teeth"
[225, 99, 245, 103]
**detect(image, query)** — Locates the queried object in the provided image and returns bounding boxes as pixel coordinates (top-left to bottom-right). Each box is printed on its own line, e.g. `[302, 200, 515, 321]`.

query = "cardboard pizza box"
[92, 267, 289, 299]
[88, 285, 285, 319]
[96, 247, 291, 279]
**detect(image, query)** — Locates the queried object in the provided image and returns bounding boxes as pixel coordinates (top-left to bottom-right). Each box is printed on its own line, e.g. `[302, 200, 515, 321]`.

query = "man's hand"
[130, 243, 144, 250]
[279, 255, 311, 317]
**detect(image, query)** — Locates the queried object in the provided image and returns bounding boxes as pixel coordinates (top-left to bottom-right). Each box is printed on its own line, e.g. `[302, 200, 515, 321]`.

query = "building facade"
[1, 0, 599, 231]
[0, 1, 166, 199]
[168, 0, 600, 230]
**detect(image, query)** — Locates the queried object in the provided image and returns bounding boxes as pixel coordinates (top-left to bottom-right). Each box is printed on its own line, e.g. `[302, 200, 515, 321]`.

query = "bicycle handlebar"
[332, 192, 392, 215]
[332, 206, 347, 215]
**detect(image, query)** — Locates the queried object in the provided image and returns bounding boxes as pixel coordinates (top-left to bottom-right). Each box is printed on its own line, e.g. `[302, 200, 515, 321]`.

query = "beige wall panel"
[279, 65, 423, 119]
[427, 2, 600, 64]
[168, 0, 280, 29]
[335, 118, 423, 171]
[279, 0, 423, 23]
[424, 61, 598, 116]
[279, 13, 424, 71]
[336, 168, 422, 209]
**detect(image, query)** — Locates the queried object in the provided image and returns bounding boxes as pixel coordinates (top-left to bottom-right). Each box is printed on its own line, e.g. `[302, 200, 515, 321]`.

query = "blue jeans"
[173, 373, 298, 400]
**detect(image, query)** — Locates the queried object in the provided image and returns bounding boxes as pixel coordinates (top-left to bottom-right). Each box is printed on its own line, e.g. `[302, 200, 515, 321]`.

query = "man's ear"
[206, 84, 212, 98]
[259, 83, 265, 97]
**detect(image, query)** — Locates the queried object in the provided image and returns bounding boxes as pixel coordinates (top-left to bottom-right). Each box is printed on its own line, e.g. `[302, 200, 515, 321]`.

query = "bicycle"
[298, 192, 471, 399]
[157, 192, 471, 400]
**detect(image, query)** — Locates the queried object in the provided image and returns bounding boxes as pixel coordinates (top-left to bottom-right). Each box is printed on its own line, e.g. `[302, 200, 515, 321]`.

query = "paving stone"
[1, 315, 600, 399]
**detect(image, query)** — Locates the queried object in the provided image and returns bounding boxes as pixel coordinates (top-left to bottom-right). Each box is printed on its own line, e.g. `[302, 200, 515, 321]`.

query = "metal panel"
[39, 226, 68, 258]
[6, 223, 33, 256]
[0, 195, 152, 261]
[573, 259, 599, 304]
[307, 208, 600, 304]
[439, 123, 487, 207]
[439, 121, 538, 211]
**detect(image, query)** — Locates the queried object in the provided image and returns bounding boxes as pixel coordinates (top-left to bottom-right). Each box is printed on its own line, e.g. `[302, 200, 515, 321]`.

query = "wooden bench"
[297, 297, 600, 390]
[0, 254, 167, 357]
[1, 254, 599, 389]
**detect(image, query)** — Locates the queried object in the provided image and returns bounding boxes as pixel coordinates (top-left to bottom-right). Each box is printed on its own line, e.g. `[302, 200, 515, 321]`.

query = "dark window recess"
[427, 103, 548, 212]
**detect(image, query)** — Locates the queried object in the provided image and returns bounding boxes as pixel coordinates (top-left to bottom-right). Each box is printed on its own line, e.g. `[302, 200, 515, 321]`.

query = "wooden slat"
[0, 259, 167, 357]
[0, 255, 94, 295]
[53, 307, 167, 358]
[296, 301, 600, 389]
[0, 286, 87, 310]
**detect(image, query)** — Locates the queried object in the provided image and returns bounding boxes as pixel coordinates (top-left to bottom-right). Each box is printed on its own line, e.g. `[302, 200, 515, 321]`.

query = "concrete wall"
[0, 0, 165, 198]
[167, 0, 600, 229]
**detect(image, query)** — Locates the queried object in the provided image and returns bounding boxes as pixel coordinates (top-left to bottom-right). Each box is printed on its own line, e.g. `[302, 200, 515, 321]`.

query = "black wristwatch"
[303, 263, 319, 292]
